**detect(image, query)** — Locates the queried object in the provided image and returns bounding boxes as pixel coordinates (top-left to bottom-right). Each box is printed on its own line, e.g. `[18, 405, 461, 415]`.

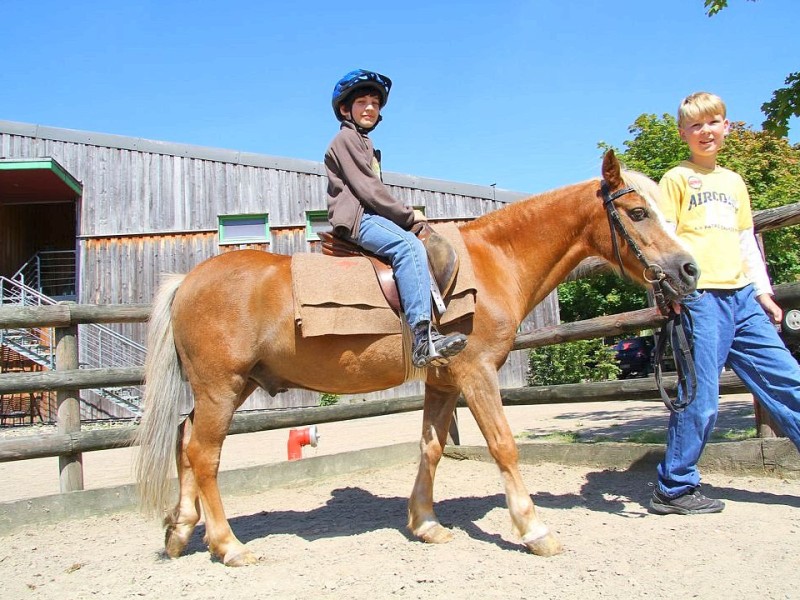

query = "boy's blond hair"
[677, 92, 727, 128]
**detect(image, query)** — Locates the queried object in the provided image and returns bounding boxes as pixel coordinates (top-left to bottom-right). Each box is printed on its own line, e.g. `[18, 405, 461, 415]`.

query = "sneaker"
[649, 488, 725, 515]
[412, 322, 467, 368]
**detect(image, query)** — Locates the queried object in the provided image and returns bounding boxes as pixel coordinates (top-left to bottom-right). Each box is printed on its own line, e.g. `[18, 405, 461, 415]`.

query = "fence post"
[55, 312, 84, 492]
[447, 408, 460, 446]
[753, 398, 783, 438]
[752, 234, 782, 439]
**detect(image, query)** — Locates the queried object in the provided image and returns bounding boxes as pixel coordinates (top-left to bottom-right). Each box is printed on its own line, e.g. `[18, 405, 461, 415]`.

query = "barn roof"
[0, 119, 527, 204]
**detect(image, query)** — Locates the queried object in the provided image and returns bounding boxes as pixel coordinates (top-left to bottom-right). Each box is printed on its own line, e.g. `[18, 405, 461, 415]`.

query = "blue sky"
[1, 0, 798, 194]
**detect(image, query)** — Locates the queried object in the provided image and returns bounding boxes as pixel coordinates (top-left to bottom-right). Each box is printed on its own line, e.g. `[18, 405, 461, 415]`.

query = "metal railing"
[12, 250, 77, 300]
[0, 277, 56, 369]
[1, 271, 145, 419]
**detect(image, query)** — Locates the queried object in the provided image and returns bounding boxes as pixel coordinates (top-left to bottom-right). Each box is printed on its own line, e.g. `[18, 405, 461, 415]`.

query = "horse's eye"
[629, 207, 648, 222]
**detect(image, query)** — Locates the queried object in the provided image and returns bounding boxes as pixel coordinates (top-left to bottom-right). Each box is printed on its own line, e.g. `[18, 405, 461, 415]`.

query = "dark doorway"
[0, 158, 81, 298]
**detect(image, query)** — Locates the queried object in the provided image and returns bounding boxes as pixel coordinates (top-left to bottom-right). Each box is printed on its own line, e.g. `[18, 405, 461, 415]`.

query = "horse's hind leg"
[186, 390, 258, 566]
[407, 385, 459, 543]
[164, 414, 202, 558]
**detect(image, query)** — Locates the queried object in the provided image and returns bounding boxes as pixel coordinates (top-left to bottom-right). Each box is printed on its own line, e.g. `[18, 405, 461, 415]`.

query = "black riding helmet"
[331, 69, 392, 123]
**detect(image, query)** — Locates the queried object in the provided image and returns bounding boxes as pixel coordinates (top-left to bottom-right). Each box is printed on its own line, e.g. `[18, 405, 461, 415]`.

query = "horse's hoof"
[164, 539, 185, 559]
[524, 532, 563, 557]
[418, 523, 454, 544]
[164, 526, 190, 558]
[223, 548, 260, 567]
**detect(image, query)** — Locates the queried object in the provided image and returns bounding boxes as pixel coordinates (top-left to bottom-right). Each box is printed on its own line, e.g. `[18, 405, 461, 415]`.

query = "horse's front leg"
[462, 366, 563, 557]
[407, 384, 459, 544]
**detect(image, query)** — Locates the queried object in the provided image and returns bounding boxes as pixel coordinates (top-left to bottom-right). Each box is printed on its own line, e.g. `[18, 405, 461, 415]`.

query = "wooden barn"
[0, 119, 559, 421]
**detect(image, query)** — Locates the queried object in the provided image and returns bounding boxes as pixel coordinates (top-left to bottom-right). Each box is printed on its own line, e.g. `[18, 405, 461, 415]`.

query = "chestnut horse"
[135, 151, 698, 566]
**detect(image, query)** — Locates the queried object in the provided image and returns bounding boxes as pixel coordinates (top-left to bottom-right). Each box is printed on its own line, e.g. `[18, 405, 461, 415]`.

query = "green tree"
[599, 113, 687, 180]
[527, 339, 619, 386]
[557, 274, 647, 324]
[703, 0, 747, 16]
[761, 72, 800, 138]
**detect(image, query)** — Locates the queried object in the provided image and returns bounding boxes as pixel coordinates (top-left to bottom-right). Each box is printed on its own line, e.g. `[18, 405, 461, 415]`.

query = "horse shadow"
[182, 487, 523, 556]
[181, 457, 800, 556]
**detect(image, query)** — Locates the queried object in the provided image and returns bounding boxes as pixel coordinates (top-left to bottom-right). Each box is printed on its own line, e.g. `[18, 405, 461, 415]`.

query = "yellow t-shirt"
[658, 161, 753, 290]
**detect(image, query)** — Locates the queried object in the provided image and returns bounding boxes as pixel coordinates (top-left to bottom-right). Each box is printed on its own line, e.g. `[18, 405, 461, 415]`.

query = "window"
[218, 214, 269, 245]
[306, 210, 330, 241]
[304, 206, 424, 241]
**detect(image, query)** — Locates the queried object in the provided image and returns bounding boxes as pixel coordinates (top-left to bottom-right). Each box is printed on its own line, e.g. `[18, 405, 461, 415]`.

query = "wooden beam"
[0, 372, 747, 463]
[0, 367, 143, 394]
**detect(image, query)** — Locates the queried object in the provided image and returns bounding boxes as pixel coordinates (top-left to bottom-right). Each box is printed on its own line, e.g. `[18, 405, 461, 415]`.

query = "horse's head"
[597, 150, 699, 304]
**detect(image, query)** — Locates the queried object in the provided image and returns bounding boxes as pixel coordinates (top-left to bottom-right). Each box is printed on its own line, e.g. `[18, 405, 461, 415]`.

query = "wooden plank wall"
[0, 205, 37, 276]
[0, 122, 557, 410]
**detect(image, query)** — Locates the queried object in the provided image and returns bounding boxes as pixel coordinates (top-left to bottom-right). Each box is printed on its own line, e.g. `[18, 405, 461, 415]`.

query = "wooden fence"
[0, 300, 760, 492]
[1, 201, 799, 494]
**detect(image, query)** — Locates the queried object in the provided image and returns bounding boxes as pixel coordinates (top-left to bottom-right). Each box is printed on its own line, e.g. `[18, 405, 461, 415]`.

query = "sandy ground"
[2, 394, 800, 599]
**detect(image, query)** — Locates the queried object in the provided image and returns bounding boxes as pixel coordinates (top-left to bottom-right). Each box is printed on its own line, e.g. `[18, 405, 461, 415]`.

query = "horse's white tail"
[134, 273, 186, 518]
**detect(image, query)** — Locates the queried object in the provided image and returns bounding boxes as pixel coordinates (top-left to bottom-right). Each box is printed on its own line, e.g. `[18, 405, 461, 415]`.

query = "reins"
[652, 308, 697, 413]
[600, 180, 697, 413]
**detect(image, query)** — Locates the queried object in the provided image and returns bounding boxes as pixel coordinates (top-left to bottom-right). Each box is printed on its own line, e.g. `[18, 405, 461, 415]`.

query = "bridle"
[601, 180, 671, 311]
[600, 180, 697, 413]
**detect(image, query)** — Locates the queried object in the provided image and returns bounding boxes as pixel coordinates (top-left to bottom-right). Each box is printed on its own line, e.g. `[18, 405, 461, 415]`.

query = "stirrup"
[412, 322, 467, 368]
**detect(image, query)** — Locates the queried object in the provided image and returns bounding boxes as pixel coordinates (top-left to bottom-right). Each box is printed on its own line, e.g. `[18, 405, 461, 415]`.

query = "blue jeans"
[657, 285, 800, 497]
[355, 212, 431, 328]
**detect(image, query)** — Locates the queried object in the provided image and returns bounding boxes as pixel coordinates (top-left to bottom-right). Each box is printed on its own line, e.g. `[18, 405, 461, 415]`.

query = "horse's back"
[176, 249, 290, 303]
[170, 249, 294, 364]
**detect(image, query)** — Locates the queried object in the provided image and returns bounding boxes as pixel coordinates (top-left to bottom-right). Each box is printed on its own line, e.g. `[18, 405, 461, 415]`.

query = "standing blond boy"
[651, 92, 800, 515]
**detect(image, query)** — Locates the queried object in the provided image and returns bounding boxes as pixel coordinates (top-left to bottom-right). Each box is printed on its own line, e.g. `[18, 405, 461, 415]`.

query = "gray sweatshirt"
[324, 121, 414, 240]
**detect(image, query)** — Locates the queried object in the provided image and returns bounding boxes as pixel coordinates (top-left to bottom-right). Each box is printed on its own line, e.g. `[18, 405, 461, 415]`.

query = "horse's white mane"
[620, 168, 673, 231]
[620, 169, 659, 204]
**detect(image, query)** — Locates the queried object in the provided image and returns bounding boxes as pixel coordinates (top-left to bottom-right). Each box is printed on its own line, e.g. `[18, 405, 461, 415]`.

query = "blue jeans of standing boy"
[657, 285, 800, 497]
[355, 212, 431, 328]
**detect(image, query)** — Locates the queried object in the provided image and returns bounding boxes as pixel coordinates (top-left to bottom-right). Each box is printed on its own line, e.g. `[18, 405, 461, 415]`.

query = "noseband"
[600, 180, 696, 413]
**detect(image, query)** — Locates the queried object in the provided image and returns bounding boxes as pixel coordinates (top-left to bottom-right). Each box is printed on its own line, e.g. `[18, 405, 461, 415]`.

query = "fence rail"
[0, 370, 750, 463]
[1, 279, 797, 490]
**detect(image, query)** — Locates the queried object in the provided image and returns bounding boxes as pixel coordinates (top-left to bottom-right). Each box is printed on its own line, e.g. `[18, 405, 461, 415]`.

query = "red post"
[287, 425, 319, 460]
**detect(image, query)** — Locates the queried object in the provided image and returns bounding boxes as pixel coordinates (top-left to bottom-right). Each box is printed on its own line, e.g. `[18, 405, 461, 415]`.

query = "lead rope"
[653, 306, 697, 412]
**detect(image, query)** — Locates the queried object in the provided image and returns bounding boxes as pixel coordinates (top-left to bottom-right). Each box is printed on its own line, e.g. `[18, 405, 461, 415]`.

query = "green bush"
[319, 392, 340, 406]
[527, 339, 620, 386]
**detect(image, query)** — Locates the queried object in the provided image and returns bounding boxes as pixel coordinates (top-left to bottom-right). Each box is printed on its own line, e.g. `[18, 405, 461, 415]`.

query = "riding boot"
[411, 320, 467, 368]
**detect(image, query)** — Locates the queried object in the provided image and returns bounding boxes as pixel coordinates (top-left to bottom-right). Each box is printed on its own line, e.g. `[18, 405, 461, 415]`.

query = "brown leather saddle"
[318, 222, 459, 315]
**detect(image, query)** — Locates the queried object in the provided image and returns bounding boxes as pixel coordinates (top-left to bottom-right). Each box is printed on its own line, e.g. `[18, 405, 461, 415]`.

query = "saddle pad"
[292, 222, 477, 337]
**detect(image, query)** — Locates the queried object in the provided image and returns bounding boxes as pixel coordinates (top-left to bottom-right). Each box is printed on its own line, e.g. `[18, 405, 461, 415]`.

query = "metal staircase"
[0, 277, 56, 370]
[12, 250, 77, 300]
[1, 252, 145, 419]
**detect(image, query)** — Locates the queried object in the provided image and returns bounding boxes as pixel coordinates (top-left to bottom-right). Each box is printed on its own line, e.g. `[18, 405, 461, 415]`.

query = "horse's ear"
[601, 150, 623, 188]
